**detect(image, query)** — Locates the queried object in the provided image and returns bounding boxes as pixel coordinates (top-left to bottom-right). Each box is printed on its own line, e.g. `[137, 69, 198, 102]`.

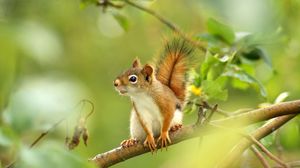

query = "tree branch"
[213, 100, 300, 127]
[250, 145, 271, 168]
[208, 123, 288, 167]
[247, 134, 288, 167]
[218, 114, 296, 168]
[122, 0, 207, 52]
[273, 161, 300, 168]
[90, 100, 300, 168]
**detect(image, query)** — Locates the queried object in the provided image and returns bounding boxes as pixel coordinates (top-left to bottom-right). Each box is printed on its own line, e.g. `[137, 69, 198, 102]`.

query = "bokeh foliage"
[1, 0, 300, 167]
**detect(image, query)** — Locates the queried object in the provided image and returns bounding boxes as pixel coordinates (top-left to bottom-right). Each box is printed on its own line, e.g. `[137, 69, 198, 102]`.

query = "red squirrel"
[113, 38, 193, 152]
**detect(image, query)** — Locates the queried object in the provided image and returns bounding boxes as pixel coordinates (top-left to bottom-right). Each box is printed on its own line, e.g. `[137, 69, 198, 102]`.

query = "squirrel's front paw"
[120, 138, 139, 148]
[143, 135, 156, 153]
[157, 131, 171, 150]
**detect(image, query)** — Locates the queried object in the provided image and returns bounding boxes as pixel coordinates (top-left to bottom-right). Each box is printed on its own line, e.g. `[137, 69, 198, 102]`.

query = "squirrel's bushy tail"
[156, 38, 194, 103]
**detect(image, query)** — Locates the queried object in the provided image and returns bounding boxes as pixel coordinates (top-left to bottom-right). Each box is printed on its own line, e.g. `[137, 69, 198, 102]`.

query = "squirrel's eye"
[128, 75, 138, 84]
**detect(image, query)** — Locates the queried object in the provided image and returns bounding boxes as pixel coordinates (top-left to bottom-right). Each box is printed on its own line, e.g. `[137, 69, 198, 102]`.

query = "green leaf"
[112, 13, 129, 32]
[80, 0, 98, 9]
[239, 63, 255, 76]
[197, 33, 225, 54]
[0, 127, 15, 147]
[184, 103, 197, 115]
[207, 18, 235, 44]
[280, 120, 300, 150]
[231, 78, 249, 90]
[258, 48, 272, 68]
[242, 47, 272, 68]
[202, 80, 228, 101]
[189, 69, 201, 87]
[201, 52, 215, 79]
[207, 61, 226, 81]
[261, 133, 275, 148]
[215, 76, 228, 89]
[223, 65, 267, 97]
[201, 52, 219, 79]
[243, 48, 261, 60]
[19, 142, 97, 168]
[0, 126, 19, 157]
[201, 52, 228, 81]
[0, 29, 17, 116]
[197, 33, 223, 46]
[274, 92, 289, 104]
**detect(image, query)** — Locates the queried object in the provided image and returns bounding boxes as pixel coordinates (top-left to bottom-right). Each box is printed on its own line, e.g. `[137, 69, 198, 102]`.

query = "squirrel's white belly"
[129, 92, 182, 140]
[130, 92, 162, 139]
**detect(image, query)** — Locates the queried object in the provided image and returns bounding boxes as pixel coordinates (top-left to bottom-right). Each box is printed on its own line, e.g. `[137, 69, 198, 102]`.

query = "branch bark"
[90, 100, 300, 168]
[250, 145, 271, 168]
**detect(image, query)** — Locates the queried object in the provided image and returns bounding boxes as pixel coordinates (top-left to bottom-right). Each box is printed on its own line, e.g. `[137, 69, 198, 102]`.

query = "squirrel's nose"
[114, 79, 121, 87]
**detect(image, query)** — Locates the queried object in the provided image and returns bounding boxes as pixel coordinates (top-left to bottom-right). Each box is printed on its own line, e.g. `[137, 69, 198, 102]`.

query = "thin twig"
[199, 101, 254, 117]
[196, 102, 218, 148]
[250, 145, 271, 168]
[198, 100, 254, 117]
[82, 99, 95, 120]
[6, 99, 95, 168]
[30, 118, 65, 148]
[6, 118, 66, 168]
[215, 109, 231, 117]
[217, 108, 254, 116]
[122, 0, 207, 52]
[205, 104, 218, 124]
[248, 134, 288, 168]
[196, 105, 205, 126]
[97, 0, 124, 12]
[231, 108, 254, 115]
[209, 123, 288, 167]
[190, 101, 231, 117]
[217, 114, 297, 168]
[273, 161, 300, 168]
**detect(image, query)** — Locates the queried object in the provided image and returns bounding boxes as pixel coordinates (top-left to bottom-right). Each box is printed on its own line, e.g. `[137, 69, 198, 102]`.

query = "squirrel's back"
[155, 38, 194, 103]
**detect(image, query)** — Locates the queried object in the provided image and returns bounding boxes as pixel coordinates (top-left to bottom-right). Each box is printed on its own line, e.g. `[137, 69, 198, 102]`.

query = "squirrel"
[113, 38, 194, 152]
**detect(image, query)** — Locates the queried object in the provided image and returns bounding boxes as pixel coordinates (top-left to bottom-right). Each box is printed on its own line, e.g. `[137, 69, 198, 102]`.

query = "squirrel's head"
[113, 58, 154, 96]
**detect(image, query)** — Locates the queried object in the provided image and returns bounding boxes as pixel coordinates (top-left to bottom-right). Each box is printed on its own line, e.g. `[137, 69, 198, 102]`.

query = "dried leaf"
[68, 125, 82, 150]
[82, 127, 89, 147]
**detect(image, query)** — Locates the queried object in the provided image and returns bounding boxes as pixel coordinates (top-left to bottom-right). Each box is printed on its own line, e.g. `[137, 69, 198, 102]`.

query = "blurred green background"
[1, 0, 300, 167]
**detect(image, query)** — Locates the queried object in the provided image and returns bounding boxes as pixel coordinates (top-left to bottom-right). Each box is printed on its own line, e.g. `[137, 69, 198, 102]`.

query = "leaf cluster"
[185, 18, 273, 113]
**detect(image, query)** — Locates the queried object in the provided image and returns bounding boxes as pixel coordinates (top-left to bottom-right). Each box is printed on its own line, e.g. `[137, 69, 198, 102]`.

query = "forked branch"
[218, 114, 296, 168]
[90, 100, 300, 168]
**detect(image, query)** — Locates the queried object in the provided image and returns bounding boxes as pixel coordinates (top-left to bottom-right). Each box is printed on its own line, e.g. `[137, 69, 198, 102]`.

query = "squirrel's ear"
[132, 58, 141, 68]
[142, 64, 153, 77]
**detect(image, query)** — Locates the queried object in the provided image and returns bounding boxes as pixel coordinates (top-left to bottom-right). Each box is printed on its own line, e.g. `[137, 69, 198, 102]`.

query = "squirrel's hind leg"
[169, 109, 183, 132]
[170, 124, 182, 132]
[120, 139, 139, 148]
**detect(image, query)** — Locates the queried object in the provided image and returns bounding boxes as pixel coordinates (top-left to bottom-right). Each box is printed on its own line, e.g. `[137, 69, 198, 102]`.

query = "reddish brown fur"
[155, 39, 193, 103]
[114, 60, 153, 93]
[149, 79, 179, 133]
